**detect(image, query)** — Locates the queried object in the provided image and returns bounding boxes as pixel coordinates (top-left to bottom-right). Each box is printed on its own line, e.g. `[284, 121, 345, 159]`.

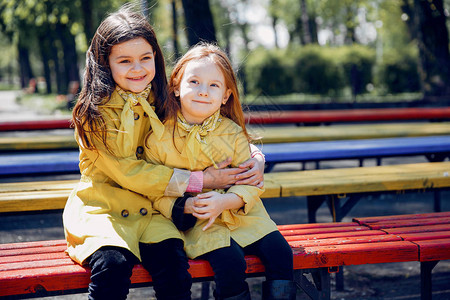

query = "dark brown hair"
[72, 5, 168, 151]
[166, 43, 251, 141]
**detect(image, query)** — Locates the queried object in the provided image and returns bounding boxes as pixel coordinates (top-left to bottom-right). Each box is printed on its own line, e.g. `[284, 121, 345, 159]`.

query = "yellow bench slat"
[2, 122, 450, 151]
[250, 122, 450, 143]
[1, 162, 449, 213]
[264, 162, 450, 197]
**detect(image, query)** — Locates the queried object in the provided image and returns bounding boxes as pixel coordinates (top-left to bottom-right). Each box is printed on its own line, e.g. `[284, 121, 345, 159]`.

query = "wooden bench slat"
[3, 136, 450, 176]
[1, 258, 75, 272]
[2, 107, 450, 132]
[353, 211, 450, 224]
[361, 217, 450, 230]
[277, 221, 356, 230]
[413, 238, 450, 261]
[288, 234, 401, 247]
[292, 241, 418, 269]
[398, 231, 450, 241]
[279, 226, 370, 237]
[0, 264, 91, 296]
[0, 252, 68, 265]
[265, 162, 450, 197]
[251, 122, 450, 143]
[383, 224, 450, 235]
[260, 135, 450, 165]
[1, 162, 449, 213]
[3, 122, 450, 152]
[0, 180, 78, 193]
[0, 245, 67, 258]
[283, 230, 387, 242]
[0, 256, 260, 297]
[245, 107, 450, 125]
[0, 239, 67, 250]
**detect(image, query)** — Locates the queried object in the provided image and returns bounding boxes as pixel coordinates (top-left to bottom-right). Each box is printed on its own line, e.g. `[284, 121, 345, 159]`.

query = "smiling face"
[109, 37, 156, 93]
[176, 58, 231, 124]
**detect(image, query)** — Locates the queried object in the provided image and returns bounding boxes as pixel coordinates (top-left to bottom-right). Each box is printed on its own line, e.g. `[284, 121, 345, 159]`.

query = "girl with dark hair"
[64, 6, 265, 300]
[144, 43, 295, 300]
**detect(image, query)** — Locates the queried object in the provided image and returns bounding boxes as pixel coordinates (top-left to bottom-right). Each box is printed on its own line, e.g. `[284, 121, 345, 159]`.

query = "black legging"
[200, 231, 293, 299]
[88, 239, 192, 300]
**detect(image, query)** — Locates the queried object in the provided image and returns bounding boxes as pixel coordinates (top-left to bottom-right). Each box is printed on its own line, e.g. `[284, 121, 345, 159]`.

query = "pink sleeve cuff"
[186, 171, 203, 193]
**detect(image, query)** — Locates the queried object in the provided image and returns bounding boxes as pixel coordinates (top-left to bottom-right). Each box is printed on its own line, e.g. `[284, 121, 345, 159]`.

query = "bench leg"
[335, 268, 344, 291]
[294, 268, 331, 300]
[421, 261, 439, 300]
[433, 191, 441, 212]
[307, 196, 326, 223]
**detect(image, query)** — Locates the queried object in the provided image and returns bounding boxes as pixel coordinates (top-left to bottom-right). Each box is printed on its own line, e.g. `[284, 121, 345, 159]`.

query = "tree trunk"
[81, 0, 94, 43]
[413, 0, 450, 97]
[171, 0, 180, 58]
[17, 33, 33, 90]
[50, 25, 65, 95]
[272, 16, 280, 48]
[38, 29, 53, 94]
[57, 23, 80, 86]
[299, 0, 311, 44]
[344, 5, 356, 44]
[309, 12, 318, 44]
[181, 0, 217, 46]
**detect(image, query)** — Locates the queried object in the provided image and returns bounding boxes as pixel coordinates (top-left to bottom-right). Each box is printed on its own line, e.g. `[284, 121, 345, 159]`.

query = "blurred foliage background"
[0, 0, 449, 108]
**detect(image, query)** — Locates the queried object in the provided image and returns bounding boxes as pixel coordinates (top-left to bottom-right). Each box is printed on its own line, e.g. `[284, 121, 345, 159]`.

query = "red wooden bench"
[245, 107, 450, 125]
[1, 212, 449, 299]
[2, 107, 450, 131]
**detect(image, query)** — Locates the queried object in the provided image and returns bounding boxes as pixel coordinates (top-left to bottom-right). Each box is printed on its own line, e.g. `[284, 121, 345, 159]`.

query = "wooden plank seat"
[2, 135, 450, 176]
[0, 218, 436, 300]
[1, 162, 449, 224]
[0, 118, 72, 131]
[2, 107, 450, 131]
[3, 122, 450, 151]
[245, 107, 450, 125]
[353, 212, 450, 300]
[261, 135, 450, 171]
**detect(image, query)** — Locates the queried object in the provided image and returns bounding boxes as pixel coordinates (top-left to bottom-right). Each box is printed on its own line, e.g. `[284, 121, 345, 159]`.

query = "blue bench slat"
[259, 135, 450, 163]
[0, 151, 80, 175]
[1, 136, 450, 175]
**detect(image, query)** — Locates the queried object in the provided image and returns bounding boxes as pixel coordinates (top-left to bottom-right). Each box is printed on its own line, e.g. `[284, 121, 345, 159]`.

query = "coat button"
[140, 208, 148, 216]
[121, 209, 129, 218]
[134, 112, 140, 120]
[136, 146, 144, 154]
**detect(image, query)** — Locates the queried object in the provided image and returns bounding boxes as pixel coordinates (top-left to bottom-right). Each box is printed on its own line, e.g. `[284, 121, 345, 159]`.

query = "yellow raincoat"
[63, 88, 188, 265]
[144, 115, 278, 259]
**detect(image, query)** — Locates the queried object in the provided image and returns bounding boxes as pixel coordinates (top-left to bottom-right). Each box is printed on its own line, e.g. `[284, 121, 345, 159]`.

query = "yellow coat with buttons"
[63, 90, 184, 265]
[145, 116, 278, 259]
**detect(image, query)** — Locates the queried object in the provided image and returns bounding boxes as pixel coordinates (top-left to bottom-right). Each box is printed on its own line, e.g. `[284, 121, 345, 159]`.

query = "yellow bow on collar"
[177, 110, 222, 169]
[116, 85, 164, 156]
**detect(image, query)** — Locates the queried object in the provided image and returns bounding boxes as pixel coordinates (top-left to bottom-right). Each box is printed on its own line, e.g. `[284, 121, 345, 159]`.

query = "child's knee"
[89, 246, 135, 277]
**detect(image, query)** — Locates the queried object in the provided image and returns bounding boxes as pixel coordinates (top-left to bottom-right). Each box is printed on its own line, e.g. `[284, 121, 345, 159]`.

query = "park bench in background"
[2, 107, 450, 131]
[1, 135, 449, 176]
[2, 122, 450, 151]
[1, 212, 449, 299]
[245, 107, 450, 125]
[1, 162, 449, 223]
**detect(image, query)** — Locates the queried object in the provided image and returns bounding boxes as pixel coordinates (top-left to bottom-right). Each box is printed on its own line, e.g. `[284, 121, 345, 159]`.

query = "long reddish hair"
[165, 43, 251, 141]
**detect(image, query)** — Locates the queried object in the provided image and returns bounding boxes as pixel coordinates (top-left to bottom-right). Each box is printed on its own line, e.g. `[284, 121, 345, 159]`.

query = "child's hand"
[203, 158, 246, 189]
[235, 157, 264, 188]
[192, 191, 226, 231]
